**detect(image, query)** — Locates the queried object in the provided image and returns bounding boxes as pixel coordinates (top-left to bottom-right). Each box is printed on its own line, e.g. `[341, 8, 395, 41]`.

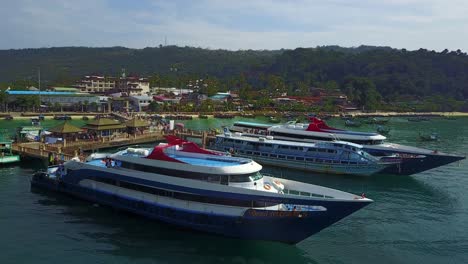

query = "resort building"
[75, 75, 150, 96]
[115, 76, 150, 96]
[75, 76, 116, 94]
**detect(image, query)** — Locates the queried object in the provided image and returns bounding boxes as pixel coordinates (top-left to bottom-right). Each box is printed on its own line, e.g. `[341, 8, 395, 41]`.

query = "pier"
[11, 128, 217, 162]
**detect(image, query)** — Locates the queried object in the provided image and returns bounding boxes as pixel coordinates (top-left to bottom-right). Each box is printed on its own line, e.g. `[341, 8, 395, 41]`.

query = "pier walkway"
[11, 129, 217, 161]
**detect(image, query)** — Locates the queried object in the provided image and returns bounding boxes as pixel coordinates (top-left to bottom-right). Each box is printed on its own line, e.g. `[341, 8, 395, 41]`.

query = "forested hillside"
[1, 45, 468, 103]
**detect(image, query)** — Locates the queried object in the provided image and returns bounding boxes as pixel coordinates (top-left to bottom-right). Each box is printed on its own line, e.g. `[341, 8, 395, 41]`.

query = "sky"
[1, 0, 468, 51]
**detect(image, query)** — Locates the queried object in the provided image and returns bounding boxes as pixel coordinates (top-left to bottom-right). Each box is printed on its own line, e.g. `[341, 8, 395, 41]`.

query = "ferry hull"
[373, 152, 465, 175]
[30, 176, 368, 244]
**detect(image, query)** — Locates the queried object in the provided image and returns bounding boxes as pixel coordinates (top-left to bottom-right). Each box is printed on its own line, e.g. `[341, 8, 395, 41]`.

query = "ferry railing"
[261, 173, 328, 199]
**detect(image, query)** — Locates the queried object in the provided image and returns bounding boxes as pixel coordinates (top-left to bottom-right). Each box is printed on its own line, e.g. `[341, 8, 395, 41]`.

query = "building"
[75, 76, 116, 94]
[210, 92, 233, 103]
[82, 118, 126, 137]
[51, 87, 81, 93]
[116, 76, 150, 96]
[150, 87, 193, 96]
[129, 95, 153, 112]
[5, 90, 100, 108]
[75, 75, 150, 96]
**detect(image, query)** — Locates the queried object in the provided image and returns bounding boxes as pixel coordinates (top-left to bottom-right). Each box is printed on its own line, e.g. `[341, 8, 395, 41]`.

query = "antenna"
[164, 36, 167, 46]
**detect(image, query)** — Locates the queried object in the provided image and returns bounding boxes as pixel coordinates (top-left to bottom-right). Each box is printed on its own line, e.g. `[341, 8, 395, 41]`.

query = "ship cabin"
[215, 133, 380, 165]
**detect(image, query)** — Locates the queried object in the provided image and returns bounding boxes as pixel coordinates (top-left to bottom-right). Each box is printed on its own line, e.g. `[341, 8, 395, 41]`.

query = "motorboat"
[30, 136, 372, 244]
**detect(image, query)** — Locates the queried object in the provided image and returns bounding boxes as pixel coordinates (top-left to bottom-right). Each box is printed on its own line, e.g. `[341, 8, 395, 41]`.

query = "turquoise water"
[1, 117, 467, 263]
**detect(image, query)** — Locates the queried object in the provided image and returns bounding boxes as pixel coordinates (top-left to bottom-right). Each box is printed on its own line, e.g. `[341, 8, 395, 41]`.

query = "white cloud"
[1, 0, 468, 51]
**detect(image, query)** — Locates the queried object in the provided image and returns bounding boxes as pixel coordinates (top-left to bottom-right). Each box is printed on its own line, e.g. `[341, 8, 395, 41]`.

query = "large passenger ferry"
[211, 129, 397, 176]
[31, 136, 372, 244]
[230, 118, 465, 175]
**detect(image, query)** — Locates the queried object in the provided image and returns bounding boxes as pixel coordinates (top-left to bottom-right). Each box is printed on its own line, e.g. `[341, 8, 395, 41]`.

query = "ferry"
[0, 131, 20, 165]
[211, 130, 396, 176]
[230, 118, 465, 175]
[31, 136, 372, 244]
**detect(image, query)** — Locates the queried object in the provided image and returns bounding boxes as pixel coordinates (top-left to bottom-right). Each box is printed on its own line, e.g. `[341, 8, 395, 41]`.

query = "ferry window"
[306, 158, 314, 162]
[220, 176, 229, 185]
[229, 175, 249, 182]
[324, 160, 332, 163]
[296, 157, 304, 161]
[350, 162, 357, 165]
[316, 159, 323, 163]
[270, 154, 277, 158]
[278, 155, 285, 159]
[253, 152, 260, 155]
[264, 144, 272, 148]
[280, 145, 289, 149]
[261, 153, 268, 157]
[239, 150, 245, 154]
[308, 148, 316, 152]
[318, 149, 326, 153]
[287, 156, 295, 160]
[290, 146, 298, 150]
[235, 140, 241, 144]
[327, 150, 335, 153]
[249, 172, 263, 181]
[206, 175, 220, 183]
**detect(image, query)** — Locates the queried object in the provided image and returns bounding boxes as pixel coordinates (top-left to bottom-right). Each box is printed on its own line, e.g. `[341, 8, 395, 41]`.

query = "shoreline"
[1, 111, 467, 121]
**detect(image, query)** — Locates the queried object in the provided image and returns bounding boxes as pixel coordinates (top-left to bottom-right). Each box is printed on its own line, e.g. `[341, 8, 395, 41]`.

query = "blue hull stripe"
[31, 179, 360, 244]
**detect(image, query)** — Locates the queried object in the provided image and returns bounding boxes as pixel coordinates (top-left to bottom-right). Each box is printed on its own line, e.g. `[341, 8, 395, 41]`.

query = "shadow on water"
[31, 188, 316, 264]
[261, 166, 454, 207]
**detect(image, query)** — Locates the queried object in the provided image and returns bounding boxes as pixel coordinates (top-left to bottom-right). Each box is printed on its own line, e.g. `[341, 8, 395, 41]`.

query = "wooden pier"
[11, 129, 217, 162]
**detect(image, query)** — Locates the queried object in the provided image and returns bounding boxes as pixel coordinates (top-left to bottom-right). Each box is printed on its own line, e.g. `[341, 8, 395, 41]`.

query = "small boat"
[31, 136, 372, 244]
[31, 118, 41, 126]
[364, 118, 389, 125]
[82, 116, 89, 121]
[376, 125, 390, 135]
[240, 113, 255, 118]
[408, 116, 430, 122]
[269, 116, 281, 123]
[345, 119, 361, 127]
[0, 131, 20, 165]
[214, 113, 235, 119]
[419, 132, 439, 141]
[54, 115, 72, 120]
[38, 114, 45, 121]
[198, 114, 208, 119]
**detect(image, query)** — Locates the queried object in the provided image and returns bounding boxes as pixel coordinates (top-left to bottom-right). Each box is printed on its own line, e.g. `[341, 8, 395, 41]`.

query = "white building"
[129, 95, 153, 112]
[75, 76, 116, 94]
[150, 87, 193, 96]
[75, 75, 150, 95]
